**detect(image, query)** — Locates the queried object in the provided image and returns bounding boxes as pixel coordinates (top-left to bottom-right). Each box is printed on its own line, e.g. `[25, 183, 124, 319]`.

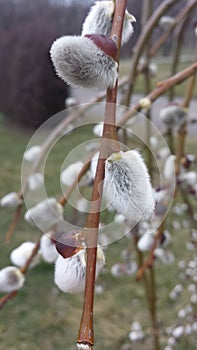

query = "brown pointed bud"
[85, 34, 117, 60]
[55, 231, 84, 259]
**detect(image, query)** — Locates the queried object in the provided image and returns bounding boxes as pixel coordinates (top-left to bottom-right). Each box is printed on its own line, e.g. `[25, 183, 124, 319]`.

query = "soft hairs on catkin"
[50, 35, 118, 90]
[81, 0, 136, 45]
[104, 150, 155, 225]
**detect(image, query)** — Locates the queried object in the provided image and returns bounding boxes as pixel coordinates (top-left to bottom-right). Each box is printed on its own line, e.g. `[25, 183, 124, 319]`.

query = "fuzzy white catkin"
[0, 192, 23, 208]
[10, 242, 41, 268]
[50, 35, 118, 91]
[28, 173, 44, 191]
[0, 266, 25, 292]
[60, 161, 84, 186]
[159, 16, 176, 30]
[40, 233, 59, 263]
[54, 246, 105, 293]
[137, 232, 154, 252]
[90, 151, 99, 180]
[77, 344, 91, 350]
[93, 122, 104, 137]
[104, 150, 155, 225]
[81, 0, 136, 45]
[163, 155, 176, 180]
[24, 198, 63, 232]
[23, 145, 41, 162]
[178, 171, 197, 186]
[159, 105, 187, 128]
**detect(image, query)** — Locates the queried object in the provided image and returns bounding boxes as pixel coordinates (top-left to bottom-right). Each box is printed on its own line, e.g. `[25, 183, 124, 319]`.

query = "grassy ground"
[0, 119, 197, 350]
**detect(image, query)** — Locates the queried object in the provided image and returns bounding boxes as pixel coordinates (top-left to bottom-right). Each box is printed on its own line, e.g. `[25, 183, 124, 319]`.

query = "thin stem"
[149, 266, 160, 350]
[118, 62, 197, 127]
[124, 0, 180, 106]
[77, 1, 126, 347]
[0, 240, 40, 310]
[168, 14, 191, 101]
[20, 240, 40, 275]
[0, 291, 17, 310]
[148, 0, 197, 58]
[5, 204, 23, 244]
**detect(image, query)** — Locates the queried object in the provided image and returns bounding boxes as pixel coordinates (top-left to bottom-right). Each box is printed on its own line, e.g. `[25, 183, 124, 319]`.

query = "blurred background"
[0, 1, 197, 350]
[0, 0, 196, 129]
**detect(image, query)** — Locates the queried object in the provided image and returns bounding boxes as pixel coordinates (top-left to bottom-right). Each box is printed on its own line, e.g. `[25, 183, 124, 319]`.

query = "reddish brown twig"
[118, 62, 197, 127]
[5, 204, 23, 244]
[20, 240, 40, 275]
[0, 291, 17, 310]
[77, 1, 126, 348]
[136, 223, 165, 282]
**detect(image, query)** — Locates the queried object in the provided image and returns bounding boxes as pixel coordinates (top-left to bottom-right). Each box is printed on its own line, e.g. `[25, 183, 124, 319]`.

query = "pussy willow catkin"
[104, 150, 155, 225]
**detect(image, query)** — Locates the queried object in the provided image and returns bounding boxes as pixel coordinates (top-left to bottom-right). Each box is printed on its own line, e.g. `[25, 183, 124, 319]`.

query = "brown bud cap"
[85, 34, 117, 61]
[55, 231, 84, 259]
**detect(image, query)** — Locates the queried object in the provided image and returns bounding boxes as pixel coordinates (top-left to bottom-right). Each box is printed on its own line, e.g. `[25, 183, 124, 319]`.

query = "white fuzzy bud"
[129, 330, 144, 342]
[90, 151, 99, 180]
[139, 97, 151, 110]
[28, 173, 44, 191]
[10, 242, 41, 268]
[40, 233, 59, 263]
[149, 62, 158, 76]
[54, 245, 105, 293]
[81, 1, 136, 45]
[178, 171, 197, 186]
[77, 344, 91, 350]
[50, 35, 118, 91]
[159, 16, 176, 30]
[76, 198, 89, 212]
[137, 232, 154, 252]
[111, 262, 125, 277]
[163, 155, 176, 180]
[169, 284, 183, 300]
[24, 198, 63, 232]
[131, 321, 142, 332]
[159, 105, 187, 128]
[61, 161, 84, 186]
[104, 150, 155, 224]
[185, 324, 192, 335]
[23, 146, 41, 162]
[157, 147, 170, 159]
[0, 192, 23, 208]
[0, 266, 25, 292]
[93, 122, 104, 137]
[154, 248, 174, 265]
[65, 97, 77, 108]
[172, 325, 184, 339]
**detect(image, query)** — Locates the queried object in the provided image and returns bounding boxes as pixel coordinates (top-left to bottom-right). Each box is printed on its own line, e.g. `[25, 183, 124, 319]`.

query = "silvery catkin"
[104, 150, 155, 225]
[50, 35, 118, 90]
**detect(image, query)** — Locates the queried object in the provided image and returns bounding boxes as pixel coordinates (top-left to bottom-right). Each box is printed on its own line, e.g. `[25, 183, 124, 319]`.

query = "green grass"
[0, 123, 197, 350]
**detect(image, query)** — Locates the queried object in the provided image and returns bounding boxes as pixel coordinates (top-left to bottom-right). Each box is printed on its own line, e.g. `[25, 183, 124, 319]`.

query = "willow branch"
[0, 240, 40, 309]
[148, 0, 197, 58]
[119, 62, 197, 127]
[168, 14, 191, 101]
[77, 1, 126, 348]
[123, 0, 180, 106]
